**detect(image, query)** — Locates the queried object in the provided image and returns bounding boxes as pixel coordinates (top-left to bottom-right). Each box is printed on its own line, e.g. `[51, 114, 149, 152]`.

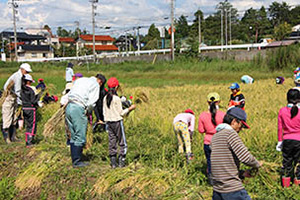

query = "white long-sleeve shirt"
[65, 67, 74, 82]
[3, 69, 23, 104]
[68, 77, 99, 111]
[103, 95, 129, 122]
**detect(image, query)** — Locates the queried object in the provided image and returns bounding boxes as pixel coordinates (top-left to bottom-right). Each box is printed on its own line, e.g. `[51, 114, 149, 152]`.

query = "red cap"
[53, 95, 58, 102]
[107, 77, 119, 88]
[38, 78, 44, 82]
[185, 109, 194, 115]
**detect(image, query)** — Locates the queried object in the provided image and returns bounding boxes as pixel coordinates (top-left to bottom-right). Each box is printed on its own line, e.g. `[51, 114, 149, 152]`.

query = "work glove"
[276, 141, 283, 152]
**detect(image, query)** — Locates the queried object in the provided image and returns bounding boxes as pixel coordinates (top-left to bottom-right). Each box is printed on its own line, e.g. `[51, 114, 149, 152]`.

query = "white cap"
[20, 63, 32, 72]
[24, 74, 34, 82]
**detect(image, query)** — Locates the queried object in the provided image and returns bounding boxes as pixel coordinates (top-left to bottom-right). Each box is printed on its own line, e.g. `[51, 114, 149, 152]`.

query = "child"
[276, 77, 285, 84]
[103, 77, 136, 168]
[173, 109, 195, 163]
[21, 74, 39, 147]
[277, 89, 300, 187]
[198, 93, 226, 184]
[228, 83, 245, 110]
[36, 78, 46, 91]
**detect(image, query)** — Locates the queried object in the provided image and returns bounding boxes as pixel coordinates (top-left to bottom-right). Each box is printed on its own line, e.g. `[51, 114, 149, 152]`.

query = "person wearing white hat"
[2, 63, 32, 143]
[21, 73, 39, 147]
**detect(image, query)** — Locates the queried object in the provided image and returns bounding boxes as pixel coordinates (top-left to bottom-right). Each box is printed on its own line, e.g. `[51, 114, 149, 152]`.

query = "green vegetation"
[0, 57, 299, 199]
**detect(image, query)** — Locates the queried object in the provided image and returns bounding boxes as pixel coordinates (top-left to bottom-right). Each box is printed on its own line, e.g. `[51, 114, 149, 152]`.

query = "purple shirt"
[173, 113, 195, 132]
[278, 106, 300, 142]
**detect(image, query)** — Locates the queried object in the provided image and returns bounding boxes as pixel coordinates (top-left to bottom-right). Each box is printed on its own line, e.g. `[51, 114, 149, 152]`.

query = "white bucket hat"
[24, 74, 34, 82]
[20, 63, 32, 72]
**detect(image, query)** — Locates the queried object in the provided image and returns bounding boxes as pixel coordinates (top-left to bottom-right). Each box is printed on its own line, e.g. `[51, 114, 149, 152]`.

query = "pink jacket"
[198, 110, 226, 145]
[278, 106, 300, 142]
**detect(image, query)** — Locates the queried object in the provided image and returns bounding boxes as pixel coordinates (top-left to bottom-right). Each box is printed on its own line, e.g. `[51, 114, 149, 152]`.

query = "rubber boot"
[10, 126, 21, 142]
[282, 177, 291, 188]
[2, 129, 11, 144]
[118, 154, 126, 168]
[25, 133, 33, 148]
[70, 143, 89, 168]
[294, 179, 300, 186]
[110, 155, 117, 169]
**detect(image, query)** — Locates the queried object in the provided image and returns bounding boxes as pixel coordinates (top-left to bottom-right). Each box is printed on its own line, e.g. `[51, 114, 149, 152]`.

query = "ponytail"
[209, 101, 217, 126]
[287, 89, 300, 119]
[106, 88, 117, 108]
[291, 103, 298, 119]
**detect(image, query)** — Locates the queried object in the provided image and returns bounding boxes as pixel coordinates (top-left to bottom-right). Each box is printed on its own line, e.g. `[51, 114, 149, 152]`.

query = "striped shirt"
[211, 124, 260, 193]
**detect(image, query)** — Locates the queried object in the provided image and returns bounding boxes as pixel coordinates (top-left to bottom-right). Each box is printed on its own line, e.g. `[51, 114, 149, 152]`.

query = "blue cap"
[227, 107, 250, 128]
[229, 83, 240, 89]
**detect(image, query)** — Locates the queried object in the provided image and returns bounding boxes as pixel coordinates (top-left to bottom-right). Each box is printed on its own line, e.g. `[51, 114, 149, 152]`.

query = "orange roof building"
[78, 34, 118, 52]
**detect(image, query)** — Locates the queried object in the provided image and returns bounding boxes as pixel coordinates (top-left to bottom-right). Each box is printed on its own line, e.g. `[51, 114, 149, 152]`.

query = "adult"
[211, 107, 261, 200]
[103, 77, 136, 168]
[65, 74, 103, 168]
[241, 75, 254, 84]
[198, 93, 225, 184]
[277, 89, 300, 187]
[173, 109, 195, 163]
[2, 63, 32, 143]
[65, 62, 74, 83]
[93, 74, 107, 133]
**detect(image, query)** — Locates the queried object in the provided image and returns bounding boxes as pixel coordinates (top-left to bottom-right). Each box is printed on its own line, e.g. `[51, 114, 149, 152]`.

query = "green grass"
[0, 59, 299, 199]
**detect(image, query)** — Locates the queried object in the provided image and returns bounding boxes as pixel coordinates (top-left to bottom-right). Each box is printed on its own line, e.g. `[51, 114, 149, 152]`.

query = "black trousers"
[107, 120, 127, 156]
[23, 107, 37, 136]
[282, 139, 300, 179]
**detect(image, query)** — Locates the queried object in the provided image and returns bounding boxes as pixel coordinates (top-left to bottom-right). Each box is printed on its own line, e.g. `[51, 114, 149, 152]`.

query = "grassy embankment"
[0, 57, 299, 199]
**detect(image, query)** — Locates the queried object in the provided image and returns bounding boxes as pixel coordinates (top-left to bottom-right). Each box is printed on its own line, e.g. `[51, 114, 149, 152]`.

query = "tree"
[141, 24, 160, 49]
[290, 6, 300, 26]
[269, 2, 291, 26]
[57, 27, 71, 37]
[175, 15, 189, 40]
[241, 6, 271, 42]
[274, 22, 292, 40]
[189, 10, 204, 40]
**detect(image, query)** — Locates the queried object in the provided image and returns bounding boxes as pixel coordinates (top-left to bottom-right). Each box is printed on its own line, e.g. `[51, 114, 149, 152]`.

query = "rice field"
[0, 60, 299, 199]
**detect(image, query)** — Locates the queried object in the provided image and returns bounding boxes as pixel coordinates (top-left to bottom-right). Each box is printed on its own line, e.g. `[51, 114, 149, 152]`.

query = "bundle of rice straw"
[85, 123, 93, 150]
[42, 104, 66, 138]
[0, 81, 14, 108]
[133, 90, 149, 104]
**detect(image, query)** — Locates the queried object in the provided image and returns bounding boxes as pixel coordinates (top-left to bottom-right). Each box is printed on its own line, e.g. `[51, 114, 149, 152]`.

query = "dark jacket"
[21, 86, 39, 108]
[94, 82, 107, 122]
[36, 82, 46, 91]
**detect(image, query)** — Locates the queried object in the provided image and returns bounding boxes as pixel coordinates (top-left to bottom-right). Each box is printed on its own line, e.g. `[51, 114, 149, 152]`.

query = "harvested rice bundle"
[42, 104, 66, 138]
[0, 81, 14, 108]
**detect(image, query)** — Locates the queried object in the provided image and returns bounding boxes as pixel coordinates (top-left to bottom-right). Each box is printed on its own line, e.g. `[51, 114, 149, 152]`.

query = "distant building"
[115, 35, 137, 51]
[77, 34, 118, 53]
[1, 31, 54, 60]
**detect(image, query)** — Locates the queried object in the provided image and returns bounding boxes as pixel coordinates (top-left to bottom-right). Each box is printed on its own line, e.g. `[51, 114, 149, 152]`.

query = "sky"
[0, 0, 299, 37]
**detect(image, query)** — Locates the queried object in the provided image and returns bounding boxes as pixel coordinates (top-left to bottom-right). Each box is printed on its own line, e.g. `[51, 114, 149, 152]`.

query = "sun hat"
[184, 109, 194, 115]
[107, 77, 119, 88]
[229, 82, 240, 89]
[207, 92, 221, 102]
[227, 107, 250, 129]
[67, 63, 74, 68]
[38, 78, 44, 82]
[24, 74, 34, 82]
[20, 63, 32, 72]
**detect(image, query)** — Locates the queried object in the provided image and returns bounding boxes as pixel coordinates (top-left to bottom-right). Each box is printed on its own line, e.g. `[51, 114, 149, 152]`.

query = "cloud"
[0, 0, 299, 36]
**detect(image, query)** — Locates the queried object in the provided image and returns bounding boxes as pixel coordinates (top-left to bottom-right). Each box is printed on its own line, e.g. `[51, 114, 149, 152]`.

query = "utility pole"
[221, 9, 223, 52]
[90, 0, 97, 62]
[171, 0, 175, 61]
[198, 13, 201, 53]
[75, 21, 80, 59]
[125, 31, 128, 56]
[137, 26, 141, 55]
[225, 8, 228, 47]
[229, 9, 232, 49]
[12, 0, 18, 61]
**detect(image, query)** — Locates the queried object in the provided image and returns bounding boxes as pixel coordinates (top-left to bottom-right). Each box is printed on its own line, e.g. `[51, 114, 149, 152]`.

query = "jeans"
[204, 144, 212, 174]
[213, 189, 251, 200]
